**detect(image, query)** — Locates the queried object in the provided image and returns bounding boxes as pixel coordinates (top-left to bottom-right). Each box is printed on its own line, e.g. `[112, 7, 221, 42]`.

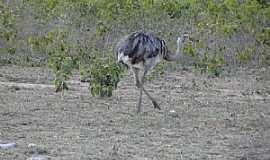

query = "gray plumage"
[117, 32, 167, 64]
[117, 31, 189, 113]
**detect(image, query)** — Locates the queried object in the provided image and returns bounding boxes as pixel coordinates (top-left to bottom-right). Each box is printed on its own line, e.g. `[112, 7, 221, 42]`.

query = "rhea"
[117, 31, 189, 113]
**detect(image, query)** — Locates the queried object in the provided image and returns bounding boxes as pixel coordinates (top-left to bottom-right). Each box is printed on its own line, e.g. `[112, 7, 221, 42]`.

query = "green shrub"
[194, 51, 225, 77]
[236, 48, 254, 64]
[256, 27, 270, 45]
[261, 48, 270, 65]
[184, 41, 196, 57]
[48, 36, 75, 93]
[0, 2, 18, 55]
[87, 51, 124, 97]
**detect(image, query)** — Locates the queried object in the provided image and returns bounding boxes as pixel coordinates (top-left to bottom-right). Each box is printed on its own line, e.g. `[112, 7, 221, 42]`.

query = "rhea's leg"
[132, 67, 142, 113]
[140, 71, 161, 110]
[142, 88, 161, 110]
[137, 83, 143, 113]
[132, 67, 140, 88]
[133, 68, 161, 112]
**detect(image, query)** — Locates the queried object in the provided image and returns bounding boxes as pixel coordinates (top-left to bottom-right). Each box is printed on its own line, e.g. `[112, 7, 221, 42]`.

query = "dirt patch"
[0, 65, 270, 160]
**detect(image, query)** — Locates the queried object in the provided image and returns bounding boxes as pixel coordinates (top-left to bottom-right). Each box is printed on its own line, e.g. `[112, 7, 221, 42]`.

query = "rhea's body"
[116, 31, 189, 112]
[117, 32, 169, 71]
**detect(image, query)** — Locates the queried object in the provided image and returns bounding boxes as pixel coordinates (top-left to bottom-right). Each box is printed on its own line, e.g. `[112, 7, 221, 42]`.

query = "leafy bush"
[86, 51, 123, 97]
[47, 31, 76, 93]
[47, 33, 124, 97]
[184, 41, 196, 57]
[261, 47, 270, 65]
[194, 51, 225, 77]
[0, 2, 17, 55]
[236, 48, 254, 64]
[206, 55, 225, 77]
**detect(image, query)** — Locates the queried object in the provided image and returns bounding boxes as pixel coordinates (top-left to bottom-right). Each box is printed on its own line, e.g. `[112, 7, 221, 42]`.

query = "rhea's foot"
[152, 101, 161, 110]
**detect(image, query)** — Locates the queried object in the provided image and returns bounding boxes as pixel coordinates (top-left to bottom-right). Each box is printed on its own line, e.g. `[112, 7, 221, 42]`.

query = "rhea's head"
[177, 33, 189, 45]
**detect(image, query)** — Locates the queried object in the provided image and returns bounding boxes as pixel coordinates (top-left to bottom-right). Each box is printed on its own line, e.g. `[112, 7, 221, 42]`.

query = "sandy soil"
[0, 65, 270, 160]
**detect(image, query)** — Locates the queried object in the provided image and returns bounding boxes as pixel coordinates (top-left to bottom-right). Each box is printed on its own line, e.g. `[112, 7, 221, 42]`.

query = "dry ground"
[0, 65, 270, 160]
